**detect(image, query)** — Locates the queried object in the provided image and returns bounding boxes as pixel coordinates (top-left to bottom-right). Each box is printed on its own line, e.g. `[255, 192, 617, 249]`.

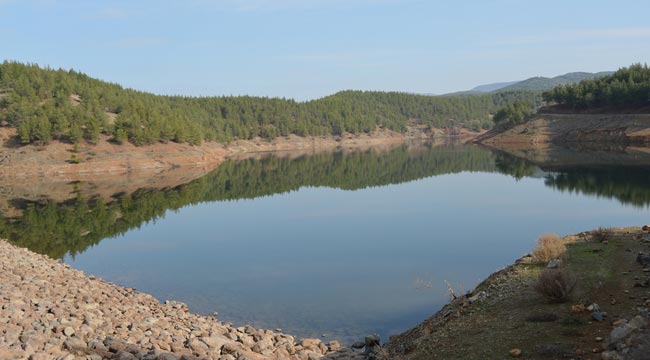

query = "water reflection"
[1, 142, 650, 342]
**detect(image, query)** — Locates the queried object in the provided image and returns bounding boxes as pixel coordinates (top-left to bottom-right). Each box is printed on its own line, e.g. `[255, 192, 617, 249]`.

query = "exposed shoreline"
[4, 225, 649, 359]
[385, 227, 650, 359]
[0, 239, 367, 360]
[0, 126, 479, 179]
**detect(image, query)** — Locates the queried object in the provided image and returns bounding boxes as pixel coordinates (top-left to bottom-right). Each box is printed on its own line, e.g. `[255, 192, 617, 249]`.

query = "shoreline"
[0, 239, 363, 360]
[0, 126, 480, 179]
[385, 227, 650, 359]
[4, 226, 649, 359]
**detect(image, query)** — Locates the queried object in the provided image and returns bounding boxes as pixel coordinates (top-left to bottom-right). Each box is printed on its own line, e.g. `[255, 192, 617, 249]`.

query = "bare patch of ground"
[0, 126, 481, 179]
[478, 113, 650, 153]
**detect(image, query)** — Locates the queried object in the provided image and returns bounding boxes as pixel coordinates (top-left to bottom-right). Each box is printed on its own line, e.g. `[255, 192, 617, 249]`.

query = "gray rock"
[592, 311, 604, 321]
[468, 291, 487, 303]
[113, 350, 137, 360]
[351, 341, 365, 350]
[546, 259, 561, 269]
[154, 354, 179, 360]
[637, 253, 650, 266]
[364, 334, 381, 347]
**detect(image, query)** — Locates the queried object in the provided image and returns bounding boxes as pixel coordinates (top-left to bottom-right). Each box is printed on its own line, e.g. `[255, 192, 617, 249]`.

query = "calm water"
[4, 143, 650, 343]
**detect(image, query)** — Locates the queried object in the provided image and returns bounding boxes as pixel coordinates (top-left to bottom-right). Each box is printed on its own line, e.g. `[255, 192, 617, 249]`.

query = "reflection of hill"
[488, 145, 650, 208]
[0, 143, 497, 259]
[544, 166, 650, 208]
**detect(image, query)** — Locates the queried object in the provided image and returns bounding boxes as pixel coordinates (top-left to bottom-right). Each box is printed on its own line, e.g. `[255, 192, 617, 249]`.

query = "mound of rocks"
[0, 240, 359, 360]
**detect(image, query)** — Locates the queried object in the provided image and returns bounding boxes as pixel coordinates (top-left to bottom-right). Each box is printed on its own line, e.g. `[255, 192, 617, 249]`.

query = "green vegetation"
[492, 101, 534, 127]
[2, 143, 650, 259]
[542, 64, 650, 110]
[0, 61, 542, 145]
[0, 144, 498, 258]
[498, 71, 613, 92]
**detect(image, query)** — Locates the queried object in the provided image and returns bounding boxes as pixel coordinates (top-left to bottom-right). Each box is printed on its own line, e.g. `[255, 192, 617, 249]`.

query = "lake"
[3, 141, 650, 343]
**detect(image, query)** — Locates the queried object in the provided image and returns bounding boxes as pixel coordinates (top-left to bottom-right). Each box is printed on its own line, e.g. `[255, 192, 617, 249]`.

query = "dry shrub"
[531, 233, 566, 263]
[534, 268, 577, 303]
[591, 227, 612, 242]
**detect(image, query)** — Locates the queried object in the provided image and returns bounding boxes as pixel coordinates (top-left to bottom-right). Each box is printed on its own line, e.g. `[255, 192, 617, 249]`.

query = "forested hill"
[0, 61, 541, 146]
[542, 64, 650, 110]
[498, 71, 613, 92]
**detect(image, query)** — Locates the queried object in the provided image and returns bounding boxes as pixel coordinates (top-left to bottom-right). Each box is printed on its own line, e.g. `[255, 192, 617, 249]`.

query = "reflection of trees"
[0, 144, 497, 258]
[494, 153, 537, 180]
[545, 167, 650, 207]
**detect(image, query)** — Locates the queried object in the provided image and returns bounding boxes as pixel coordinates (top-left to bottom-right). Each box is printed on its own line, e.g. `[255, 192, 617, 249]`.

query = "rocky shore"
[0, 240, 371, 360]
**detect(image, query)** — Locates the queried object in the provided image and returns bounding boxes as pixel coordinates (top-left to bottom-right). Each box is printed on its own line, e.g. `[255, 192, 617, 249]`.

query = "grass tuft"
[531, 233, 566, 263]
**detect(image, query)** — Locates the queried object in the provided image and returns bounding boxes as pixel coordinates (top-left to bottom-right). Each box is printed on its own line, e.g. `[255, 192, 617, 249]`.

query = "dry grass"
[534, 268, 577, 303]
[531, 233, 567, 263]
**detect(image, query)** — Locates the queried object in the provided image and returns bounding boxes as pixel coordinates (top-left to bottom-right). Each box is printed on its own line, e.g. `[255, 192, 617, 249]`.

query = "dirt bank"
[0, 126, 479, 179]
[477, 113, 650, 152]
[0, 240, 371, 360]
[385, 227, 650, 359]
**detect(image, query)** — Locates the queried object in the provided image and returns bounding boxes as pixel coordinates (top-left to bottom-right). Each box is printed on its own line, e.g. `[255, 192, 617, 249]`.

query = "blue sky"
[2, 0, 649, 99]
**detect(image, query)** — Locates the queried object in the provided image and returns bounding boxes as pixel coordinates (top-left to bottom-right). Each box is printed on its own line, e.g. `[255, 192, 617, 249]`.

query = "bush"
[531, 233, 566, 263]
[591, 227, 612, 242]
[534, 268, 577, 303]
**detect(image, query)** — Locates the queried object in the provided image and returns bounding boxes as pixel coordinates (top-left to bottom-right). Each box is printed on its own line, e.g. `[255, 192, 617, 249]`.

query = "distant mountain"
[457, 71, 614, 95]
[497, 71, 614, 92]
[470, 81, 519, 93]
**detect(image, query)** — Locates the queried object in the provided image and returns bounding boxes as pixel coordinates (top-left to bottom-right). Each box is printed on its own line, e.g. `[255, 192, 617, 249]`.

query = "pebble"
[0, 240, 340, 360]
[509, 348, 522, 357]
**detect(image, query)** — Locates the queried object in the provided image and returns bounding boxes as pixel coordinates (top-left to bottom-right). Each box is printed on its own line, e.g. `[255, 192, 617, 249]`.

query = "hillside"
[0, 61, 542, 147]
[478, 64, 650, 150]
[470, 81, 519, 93]
[478, 113, 650, 151]
[497, 71, 613, 92]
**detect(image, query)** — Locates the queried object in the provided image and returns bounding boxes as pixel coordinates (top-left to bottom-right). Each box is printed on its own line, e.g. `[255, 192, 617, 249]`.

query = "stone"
[546, 259, 560, 269]
[587, 303, 601, 312]
[154, 353, 179, 360]
[252, 338, 273, 353]
[328, 340, 341, 351]
[364, 334, 380, 347]
[637, 254, 650, 267]
[509, 348, 522, 357]
[468, 291, 487, 303]
[63, 327, 75, 337]
[351, 341, 365, 350]
[592, 311, 604, 321]
[63, 337, 87, 352]
[301, 338, 322, 349]
[104, 337, 127, 352]
[113, 351, 137, 360]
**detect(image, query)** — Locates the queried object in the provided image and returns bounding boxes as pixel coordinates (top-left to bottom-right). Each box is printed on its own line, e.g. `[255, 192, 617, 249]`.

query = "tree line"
[542, 63, 650, 110]
[0, 61, 542, 146]
[0, 143, 498, 258]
